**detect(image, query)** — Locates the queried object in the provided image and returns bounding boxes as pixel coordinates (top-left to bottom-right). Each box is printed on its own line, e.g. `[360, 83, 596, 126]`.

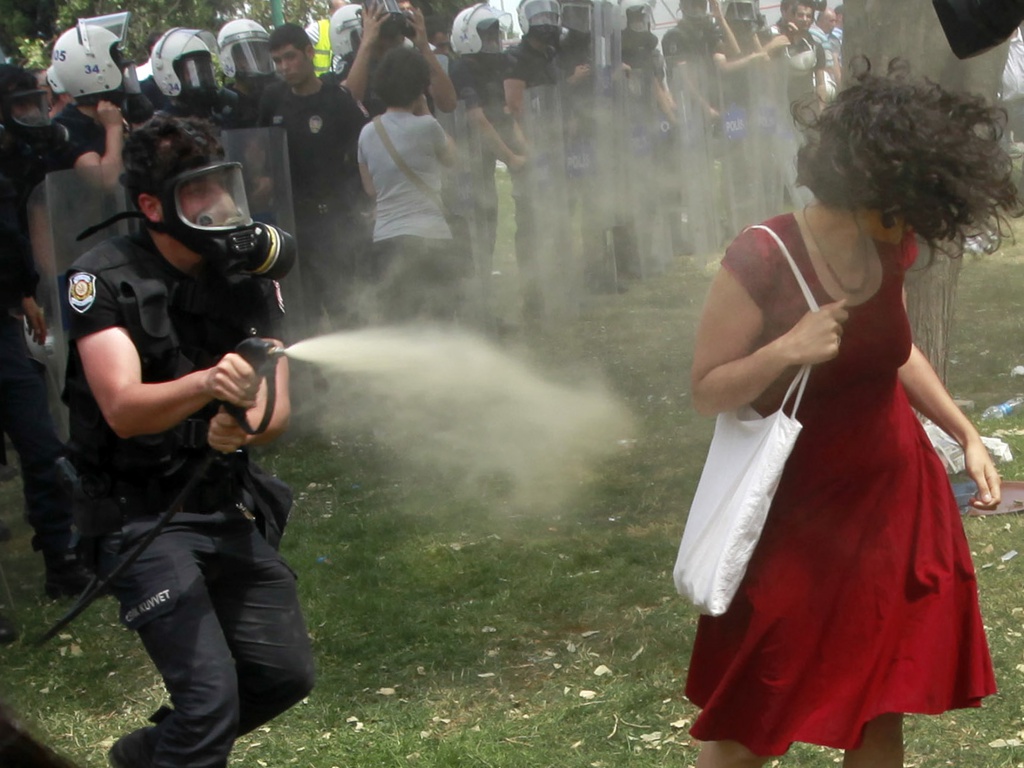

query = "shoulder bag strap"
[372, 115, 449, 217]
[747, 223, 819, 416]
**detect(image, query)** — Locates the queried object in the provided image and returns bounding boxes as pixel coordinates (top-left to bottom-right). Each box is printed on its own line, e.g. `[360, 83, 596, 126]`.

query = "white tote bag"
[673, 225, 819, 616]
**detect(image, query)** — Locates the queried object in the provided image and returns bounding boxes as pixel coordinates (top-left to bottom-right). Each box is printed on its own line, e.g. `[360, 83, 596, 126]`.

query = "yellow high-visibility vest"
[313, 18, 333, 74]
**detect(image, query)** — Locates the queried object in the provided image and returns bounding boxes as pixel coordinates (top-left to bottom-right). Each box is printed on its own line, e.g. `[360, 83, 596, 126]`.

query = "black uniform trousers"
[0, 314, 74, 553]
[99, 516, 315, 768]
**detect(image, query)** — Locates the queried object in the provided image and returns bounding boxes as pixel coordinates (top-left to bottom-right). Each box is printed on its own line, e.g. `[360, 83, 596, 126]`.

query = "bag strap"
[748, 223, 817, 416]
[372, 115, 449, 217]
[748, 224, 820, 312]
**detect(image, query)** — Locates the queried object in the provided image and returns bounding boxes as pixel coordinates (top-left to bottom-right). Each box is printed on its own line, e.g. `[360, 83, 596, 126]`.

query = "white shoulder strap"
[747, 223, 816, 416]
[748, 224, 820, 313]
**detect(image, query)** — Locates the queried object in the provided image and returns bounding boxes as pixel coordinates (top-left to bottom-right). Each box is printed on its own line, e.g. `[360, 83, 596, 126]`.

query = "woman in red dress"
[686, 63, 1021, 767]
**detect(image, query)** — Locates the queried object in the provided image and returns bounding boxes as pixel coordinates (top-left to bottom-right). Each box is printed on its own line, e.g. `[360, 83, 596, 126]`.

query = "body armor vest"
[63, 235, 274, 482]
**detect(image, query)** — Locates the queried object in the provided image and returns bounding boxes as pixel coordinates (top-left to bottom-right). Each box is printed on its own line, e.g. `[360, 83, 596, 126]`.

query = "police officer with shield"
[0, 64, 90, 645]
[448, 4, 524, 286]
[63, 115, 314, 768]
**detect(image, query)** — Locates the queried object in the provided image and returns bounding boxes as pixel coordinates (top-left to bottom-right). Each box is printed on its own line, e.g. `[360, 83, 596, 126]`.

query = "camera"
[363, 0, 416, 38]
[934, 0, 1024, 58]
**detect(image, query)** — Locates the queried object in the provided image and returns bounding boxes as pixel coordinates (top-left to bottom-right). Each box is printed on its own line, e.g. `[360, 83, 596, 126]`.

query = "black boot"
[0, 612, 17, 644]
[43, 549, 92, 599]
[108, 726, 156, 768]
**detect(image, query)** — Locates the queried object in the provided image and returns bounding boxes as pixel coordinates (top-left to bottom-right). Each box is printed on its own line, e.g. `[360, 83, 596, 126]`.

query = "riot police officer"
[449, 4, 524, 263]
[50, 23, 130, 180]
[217, 19, 278, 129]
[150, 28, 241, 123]
[0, 64, 90, 646]
[63, 115, 314, 767]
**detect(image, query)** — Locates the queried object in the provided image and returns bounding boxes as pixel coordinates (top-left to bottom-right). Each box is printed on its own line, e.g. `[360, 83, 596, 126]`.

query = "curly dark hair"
[122, 115, 224, 202]
[373, 47, 430, 108]
[794, 59, 1021, 253]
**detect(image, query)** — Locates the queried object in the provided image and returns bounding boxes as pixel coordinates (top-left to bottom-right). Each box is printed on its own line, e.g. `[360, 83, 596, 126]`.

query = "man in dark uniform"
[504, 0, 561, 317]
[63, 115, 315, 768]
[0, 64, 90, 646]
[50, 24, 130, 181]
[217, 19, 278, 130]
[260, 23, 370, 331]
[449, 5, 526, 268]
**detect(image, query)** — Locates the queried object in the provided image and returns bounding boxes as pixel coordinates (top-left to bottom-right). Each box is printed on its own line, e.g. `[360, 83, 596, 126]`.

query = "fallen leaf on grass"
[377, 687, 397, 696]
[594, 665, 612, 676]
[670, 718, 691, 729]
[579, 690, 598, 700]
[988, 738, 1022, 747]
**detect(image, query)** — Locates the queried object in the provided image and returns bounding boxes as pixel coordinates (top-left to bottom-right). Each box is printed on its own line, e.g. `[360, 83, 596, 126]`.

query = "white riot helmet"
[451, 4, 512, 55]
[217, 19, 273, 79]
[51, 24, 124, 102]
[45, 66, 66, 95]
[330, 5, 365, 60]
[517, 0, 560, 35]
[680, 0, 709, 18]
[151, 28, 219, 98]
[620, 0, 653, 32]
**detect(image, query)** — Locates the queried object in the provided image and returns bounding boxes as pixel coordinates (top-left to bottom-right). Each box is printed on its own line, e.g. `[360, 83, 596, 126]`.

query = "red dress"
[685, 214, 996, 756]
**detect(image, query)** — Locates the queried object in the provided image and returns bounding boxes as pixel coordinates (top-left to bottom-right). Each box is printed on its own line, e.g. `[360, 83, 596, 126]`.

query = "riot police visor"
[561, 3, 593, 33]
[4, 90, 51, 127]
[173, 52, 219, 92]
[228, 40, 275, 77]
[522, 0, 561, 26]
[478, 21, 504, 53]
[626, 8, 651, 31]
[173, 164, 253, 231]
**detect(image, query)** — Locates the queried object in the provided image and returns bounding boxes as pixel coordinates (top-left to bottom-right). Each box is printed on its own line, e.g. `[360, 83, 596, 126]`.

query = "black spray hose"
[34, 338, 285, 646]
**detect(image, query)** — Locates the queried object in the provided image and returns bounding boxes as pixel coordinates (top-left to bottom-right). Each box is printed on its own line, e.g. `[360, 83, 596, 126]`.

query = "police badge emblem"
[309, 115, 323, 134]
[68, 272, 97, 314]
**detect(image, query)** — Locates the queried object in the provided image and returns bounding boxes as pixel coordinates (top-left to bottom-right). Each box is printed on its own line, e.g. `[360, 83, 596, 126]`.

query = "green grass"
[6, 203, 1024, 766]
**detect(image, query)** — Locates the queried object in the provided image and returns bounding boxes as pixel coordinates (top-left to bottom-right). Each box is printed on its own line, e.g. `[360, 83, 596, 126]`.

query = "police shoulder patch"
[68, 272, 97, 314]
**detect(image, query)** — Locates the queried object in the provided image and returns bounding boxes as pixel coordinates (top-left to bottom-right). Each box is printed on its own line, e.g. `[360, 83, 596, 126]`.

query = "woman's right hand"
[777, 300, 848, 365]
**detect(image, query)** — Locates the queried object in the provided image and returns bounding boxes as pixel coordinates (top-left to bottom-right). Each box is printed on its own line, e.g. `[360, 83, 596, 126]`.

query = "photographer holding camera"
[343, 0, 456, 116]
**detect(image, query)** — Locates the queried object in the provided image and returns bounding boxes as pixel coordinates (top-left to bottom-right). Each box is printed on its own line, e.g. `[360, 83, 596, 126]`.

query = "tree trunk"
[842, 1, 1008, 382]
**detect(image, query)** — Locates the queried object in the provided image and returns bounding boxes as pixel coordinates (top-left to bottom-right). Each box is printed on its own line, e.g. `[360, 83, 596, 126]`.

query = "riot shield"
[749, 55, 786, 219]
[517, 84, 579, 319]
[671, 59, 721, 259]
[565, 0, 631, 294]
[220, 126, 307, 340]
[28, 165, 131, 439]
[439, 101, 499, 330]
[717, 61, 768, 240]
[621, 46, 676, 278]
[763, 54, 812, 210]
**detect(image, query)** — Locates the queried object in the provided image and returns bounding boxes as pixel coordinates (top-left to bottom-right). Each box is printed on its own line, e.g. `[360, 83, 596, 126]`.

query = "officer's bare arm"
[504, 79, 526, 121]
[77, 326, 260, 439]
[208, 346, 291, 452]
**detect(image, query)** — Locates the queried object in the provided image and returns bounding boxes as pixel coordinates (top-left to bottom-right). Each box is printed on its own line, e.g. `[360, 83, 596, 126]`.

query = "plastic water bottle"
[981, 396, 1024, 420]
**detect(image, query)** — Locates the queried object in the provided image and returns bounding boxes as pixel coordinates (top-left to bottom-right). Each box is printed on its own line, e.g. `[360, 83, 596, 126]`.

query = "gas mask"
[155, 162, 296, 279]
[80, 161, 296, 279]
[0, 89, 69, 152]
[530, 21, 563, 47]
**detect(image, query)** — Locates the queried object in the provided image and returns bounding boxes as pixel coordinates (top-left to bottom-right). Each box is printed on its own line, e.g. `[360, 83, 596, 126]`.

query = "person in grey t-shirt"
[358, 46, 467, 323]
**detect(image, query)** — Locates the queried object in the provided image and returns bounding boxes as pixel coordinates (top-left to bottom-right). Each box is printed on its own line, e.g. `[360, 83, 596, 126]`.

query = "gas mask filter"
[160, 162, 296, 279]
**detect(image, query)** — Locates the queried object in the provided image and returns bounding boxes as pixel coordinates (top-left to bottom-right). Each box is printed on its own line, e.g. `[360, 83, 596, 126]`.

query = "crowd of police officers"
[0, 1, 835, 764]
